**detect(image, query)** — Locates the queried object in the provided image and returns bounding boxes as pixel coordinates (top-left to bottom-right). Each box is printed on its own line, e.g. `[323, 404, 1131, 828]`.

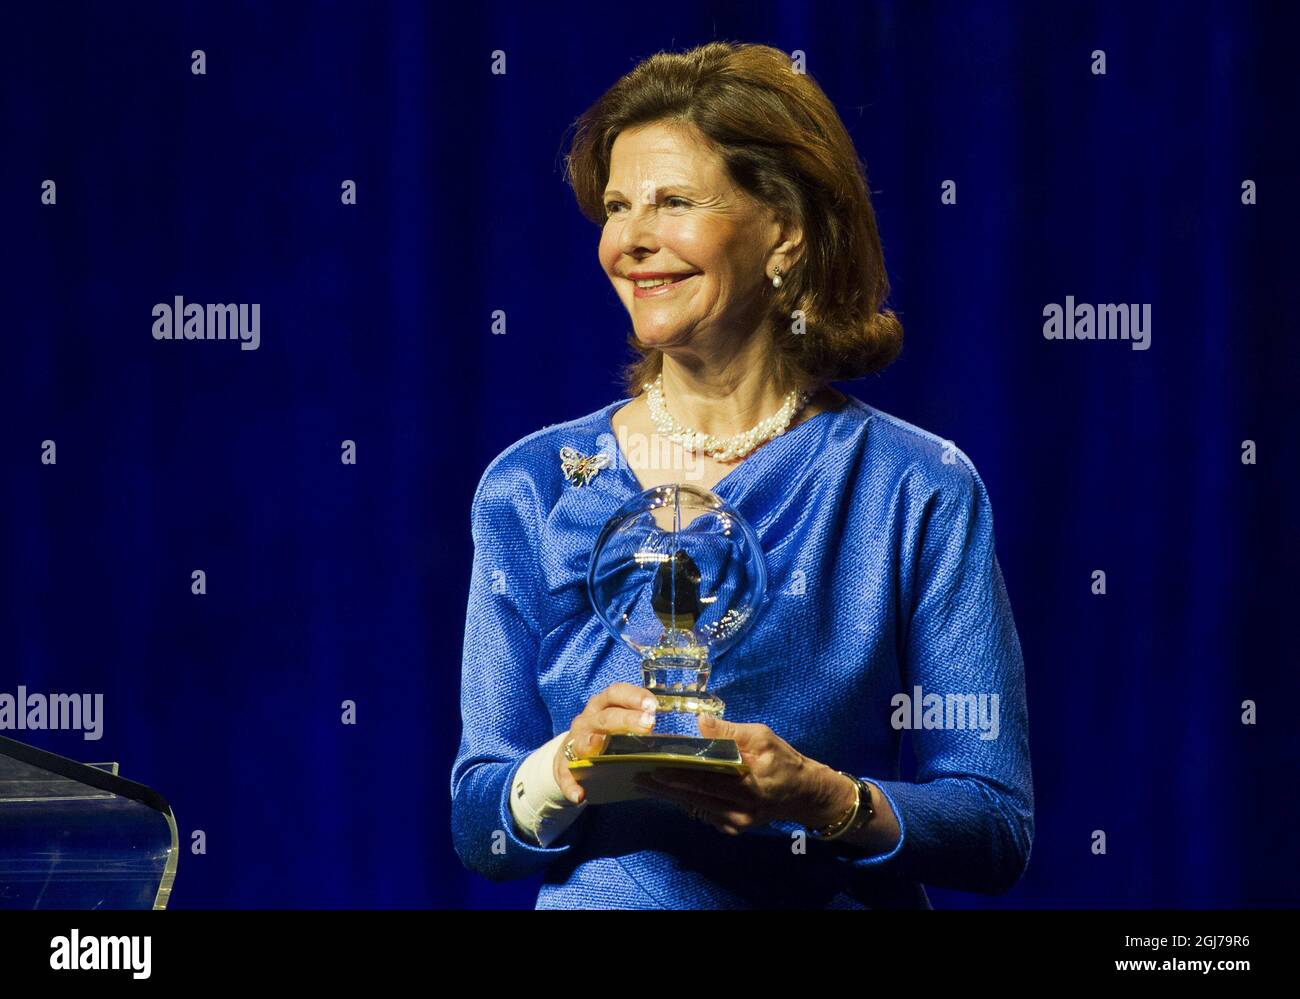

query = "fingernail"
[641, 696, 657, 712]
[640, 711, 655, 728]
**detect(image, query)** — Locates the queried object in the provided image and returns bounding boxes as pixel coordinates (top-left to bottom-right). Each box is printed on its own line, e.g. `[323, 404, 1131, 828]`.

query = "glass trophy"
[568, 483, 769, 802]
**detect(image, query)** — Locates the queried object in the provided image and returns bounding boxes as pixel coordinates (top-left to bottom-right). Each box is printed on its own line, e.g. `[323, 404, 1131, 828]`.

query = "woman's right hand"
[553, 682, 659, 805]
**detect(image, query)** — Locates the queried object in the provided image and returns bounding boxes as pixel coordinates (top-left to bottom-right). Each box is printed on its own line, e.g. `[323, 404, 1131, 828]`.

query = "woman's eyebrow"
[603, 184, 699, 200]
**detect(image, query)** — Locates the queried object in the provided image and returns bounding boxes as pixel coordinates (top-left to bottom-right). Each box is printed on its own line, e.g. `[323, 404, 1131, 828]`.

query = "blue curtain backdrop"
[2, 0, 1296, 908]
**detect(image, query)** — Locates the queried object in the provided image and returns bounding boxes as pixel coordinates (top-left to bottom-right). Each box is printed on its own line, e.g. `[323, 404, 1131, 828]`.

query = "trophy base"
[567, 733, 749, 805]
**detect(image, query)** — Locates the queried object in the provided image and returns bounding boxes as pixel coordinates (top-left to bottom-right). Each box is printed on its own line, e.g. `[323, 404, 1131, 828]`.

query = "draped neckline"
[601, 396, 842, 504]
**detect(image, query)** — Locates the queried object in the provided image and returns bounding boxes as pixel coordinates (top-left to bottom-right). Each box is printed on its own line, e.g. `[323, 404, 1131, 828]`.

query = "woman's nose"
[617, 202, 659, 255]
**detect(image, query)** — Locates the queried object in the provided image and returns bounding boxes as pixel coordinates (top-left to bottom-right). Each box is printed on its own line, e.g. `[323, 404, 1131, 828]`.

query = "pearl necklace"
[644, 373, 812, 462]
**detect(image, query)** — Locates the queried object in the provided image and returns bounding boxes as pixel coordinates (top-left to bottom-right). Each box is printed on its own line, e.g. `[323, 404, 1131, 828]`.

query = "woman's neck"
[654, 355, 809, 440]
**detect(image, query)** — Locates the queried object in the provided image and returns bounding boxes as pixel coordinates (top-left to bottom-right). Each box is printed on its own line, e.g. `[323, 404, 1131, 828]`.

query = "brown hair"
[564, 41, 903, 398]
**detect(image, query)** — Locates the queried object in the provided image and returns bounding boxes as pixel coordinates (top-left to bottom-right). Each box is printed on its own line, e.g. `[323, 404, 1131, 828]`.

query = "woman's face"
[598, 121, 787, 357]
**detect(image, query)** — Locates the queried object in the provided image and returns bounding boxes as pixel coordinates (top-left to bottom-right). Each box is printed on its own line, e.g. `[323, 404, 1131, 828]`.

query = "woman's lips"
[632, 273, 698, 299]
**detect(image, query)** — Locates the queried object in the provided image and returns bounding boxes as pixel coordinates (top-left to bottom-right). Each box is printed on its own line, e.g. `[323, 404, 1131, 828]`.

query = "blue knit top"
[451, 392, 1033, 908]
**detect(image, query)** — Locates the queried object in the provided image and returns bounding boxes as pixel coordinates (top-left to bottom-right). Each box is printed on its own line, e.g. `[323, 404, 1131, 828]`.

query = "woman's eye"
[604, 197, 689, 218]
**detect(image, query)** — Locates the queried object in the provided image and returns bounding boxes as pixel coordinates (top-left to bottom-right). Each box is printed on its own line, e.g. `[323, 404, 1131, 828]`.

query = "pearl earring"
[771, 265, 783, 289]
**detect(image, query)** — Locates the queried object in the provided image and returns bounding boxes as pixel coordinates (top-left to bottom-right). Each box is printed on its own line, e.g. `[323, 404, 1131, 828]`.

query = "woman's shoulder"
[470, 398, 624, 518]
[839, 392, 990, 506]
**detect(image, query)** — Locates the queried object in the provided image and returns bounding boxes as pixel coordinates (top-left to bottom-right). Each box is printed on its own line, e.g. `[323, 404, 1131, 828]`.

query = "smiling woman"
[450, 41, 1033, 910]
[597, 123, 787, 353]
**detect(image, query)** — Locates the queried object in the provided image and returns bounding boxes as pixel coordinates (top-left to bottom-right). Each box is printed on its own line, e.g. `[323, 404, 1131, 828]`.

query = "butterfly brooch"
[559, 446, 611, 487]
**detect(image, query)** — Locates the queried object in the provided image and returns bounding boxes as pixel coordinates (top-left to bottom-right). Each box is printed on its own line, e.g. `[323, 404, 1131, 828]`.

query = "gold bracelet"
[808, 769, 862, 840]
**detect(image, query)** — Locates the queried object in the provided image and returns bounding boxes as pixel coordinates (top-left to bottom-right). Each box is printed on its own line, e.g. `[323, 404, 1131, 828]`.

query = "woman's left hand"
[632, 714, 856, 835]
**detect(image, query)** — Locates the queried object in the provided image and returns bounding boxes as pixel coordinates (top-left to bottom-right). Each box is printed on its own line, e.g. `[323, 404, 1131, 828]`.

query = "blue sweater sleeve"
[449, 460, 587, 880]
[848, 454, 1034, 895]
